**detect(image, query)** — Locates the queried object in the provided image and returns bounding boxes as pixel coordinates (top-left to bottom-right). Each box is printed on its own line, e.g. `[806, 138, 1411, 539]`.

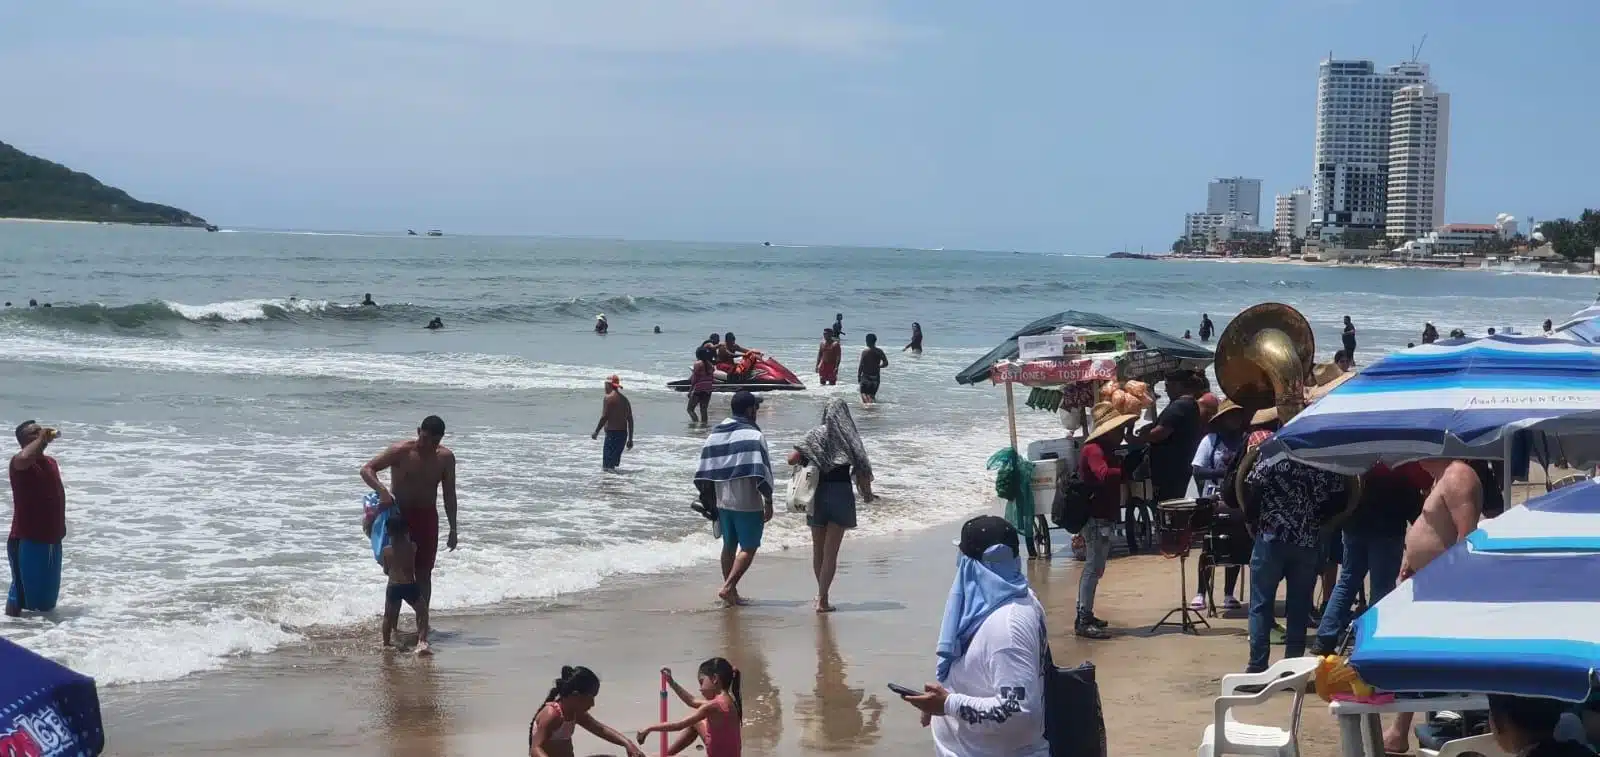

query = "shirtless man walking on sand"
[361, 415, 458, 651]
[1383, 458, 1483, 756]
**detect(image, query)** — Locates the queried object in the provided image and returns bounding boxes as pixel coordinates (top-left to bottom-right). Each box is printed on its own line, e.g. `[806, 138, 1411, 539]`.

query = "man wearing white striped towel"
[695, 391, 774, 607]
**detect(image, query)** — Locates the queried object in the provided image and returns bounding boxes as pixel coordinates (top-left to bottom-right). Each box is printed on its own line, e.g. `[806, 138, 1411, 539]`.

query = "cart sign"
[1120, 349, 1181, 381]
[1017, 333, 1068, 361]
[991, 356, 1118, 386]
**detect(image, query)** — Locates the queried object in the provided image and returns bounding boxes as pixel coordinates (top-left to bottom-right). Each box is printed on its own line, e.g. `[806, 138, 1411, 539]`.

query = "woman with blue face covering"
[898, 515, 1050, 757]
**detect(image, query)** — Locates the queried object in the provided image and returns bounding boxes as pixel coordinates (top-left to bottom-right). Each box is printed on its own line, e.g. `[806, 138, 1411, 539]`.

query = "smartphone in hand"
[887, 683, 921, 697]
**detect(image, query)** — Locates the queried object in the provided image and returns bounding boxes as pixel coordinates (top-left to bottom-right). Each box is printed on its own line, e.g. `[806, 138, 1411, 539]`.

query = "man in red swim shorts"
[361, 415, 458, 650]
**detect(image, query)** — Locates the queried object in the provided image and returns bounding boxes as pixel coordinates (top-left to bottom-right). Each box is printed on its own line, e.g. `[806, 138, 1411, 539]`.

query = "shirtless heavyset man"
[1383, 458, 1483, 755]
[361, 415, 458, 640]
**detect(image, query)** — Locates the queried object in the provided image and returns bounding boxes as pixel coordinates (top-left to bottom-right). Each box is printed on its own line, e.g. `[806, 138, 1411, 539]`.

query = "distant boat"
[763, 241, 771, 247]
[407, 229, 418, 236]
[204, 224, 219, 232]
[426, 229, 443, 237]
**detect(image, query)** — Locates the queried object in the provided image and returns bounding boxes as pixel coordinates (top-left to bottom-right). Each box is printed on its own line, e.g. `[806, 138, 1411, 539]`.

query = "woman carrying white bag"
[788, 398, 875, 613]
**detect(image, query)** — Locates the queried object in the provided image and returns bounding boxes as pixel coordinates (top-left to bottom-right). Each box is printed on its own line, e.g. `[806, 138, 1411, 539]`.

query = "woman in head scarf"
[788, 398, 874, 613]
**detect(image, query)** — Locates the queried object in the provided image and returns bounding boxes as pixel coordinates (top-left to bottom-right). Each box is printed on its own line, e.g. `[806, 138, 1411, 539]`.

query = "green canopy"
[954, 311, 1214, 385]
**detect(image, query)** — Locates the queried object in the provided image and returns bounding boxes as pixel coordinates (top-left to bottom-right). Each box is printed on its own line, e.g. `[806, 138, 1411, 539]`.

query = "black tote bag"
[1041, 630, 1108, 757]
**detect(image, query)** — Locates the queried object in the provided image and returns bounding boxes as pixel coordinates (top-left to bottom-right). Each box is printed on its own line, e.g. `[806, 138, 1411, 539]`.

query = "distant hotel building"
[1183, 177, 1263, 248]
[1207, 177, 1262, 223]
[1311, 58, 1439, 236]
[1274, 187, 1312, 253]
[1385, 82, 1450, 239]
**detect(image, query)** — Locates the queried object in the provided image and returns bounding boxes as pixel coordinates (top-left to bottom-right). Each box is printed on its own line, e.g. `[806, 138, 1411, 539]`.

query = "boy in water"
[857, 333, 888, 405]
[381, 516, 431, 655]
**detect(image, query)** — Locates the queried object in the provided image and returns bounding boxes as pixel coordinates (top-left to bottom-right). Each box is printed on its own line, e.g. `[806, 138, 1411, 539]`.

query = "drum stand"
[1150, 521, 1210, 635]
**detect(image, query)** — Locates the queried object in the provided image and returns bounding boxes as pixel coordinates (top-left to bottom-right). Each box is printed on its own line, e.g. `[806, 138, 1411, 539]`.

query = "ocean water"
[0, 223, 1594, 685]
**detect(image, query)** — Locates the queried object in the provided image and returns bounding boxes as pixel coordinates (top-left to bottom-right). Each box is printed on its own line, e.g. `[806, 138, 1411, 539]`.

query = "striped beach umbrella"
[1349, 478, 1600, 701]
[1262, 335, 1600, 474]
[1552, 303, 1600, 343]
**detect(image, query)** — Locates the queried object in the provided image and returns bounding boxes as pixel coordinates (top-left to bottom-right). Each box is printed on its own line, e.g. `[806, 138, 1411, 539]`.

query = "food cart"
[956, 312, 1214, 557]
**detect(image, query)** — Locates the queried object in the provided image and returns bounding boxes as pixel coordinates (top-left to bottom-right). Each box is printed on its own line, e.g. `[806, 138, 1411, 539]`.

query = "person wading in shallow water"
[8, 420, 66, 617]
[592, 376, 634, 472]
[360, 415, 458, 646]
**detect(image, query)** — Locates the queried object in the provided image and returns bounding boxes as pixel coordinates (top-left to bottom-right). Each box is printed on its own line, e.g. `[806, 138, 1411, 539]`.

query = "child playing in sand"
[638, 658, 742, 757]
[529, 665, 646, 757]
[380, 516, 430, 655]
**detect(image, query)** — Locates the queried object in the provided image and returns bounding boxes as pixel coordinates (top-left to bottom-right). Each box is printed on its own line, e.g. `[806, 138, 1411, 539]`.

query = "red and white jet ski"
[668, 350, 806, 392]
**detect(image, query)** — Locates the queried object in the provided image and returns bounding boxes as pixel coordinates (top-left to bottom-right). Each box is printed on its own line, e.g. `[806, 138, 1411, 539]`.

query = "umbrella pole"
[1005, 379, 1019, 451]
[1503, 430, 1516, 507]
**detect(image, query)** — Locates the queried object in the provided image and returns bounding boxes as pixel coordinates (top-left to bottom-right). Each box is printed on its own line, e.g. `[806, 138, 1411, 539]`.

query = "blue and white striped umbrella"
[1264, 335, 1600, 474]
[1350, 478, 1600, 701]
[1553, 304, 1600, 344]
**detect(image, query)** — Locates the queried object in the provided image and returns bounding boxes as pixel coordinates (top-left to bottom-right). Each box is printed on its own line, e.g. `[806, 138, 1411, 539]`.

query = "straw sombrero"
[1210, 399, 1248, 428]
[1309, 368, 1356, 401]
[1250, 406, 1280, 427]
[1085, 402, 1138, 444]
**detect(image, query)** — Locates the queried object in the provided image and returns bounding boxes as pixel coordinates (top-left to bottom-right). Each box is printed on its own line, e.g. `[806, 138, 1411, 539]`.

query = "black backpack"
[1051, 460, 1094, 533]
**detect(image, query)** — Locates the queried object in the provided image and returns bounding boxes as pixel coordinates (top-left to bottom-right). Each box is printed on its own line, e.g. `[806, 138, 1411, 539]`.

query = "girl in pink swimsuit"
[637, 658, 743, 757]
[528, 666, 646, 757]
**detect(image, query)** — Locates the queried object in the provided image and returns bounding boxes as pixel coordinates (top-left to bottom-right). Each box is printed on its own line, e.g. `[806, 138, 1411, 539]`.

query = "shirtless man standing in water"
[1383, 458, 1482, 755]
[362, 415, 458, 650]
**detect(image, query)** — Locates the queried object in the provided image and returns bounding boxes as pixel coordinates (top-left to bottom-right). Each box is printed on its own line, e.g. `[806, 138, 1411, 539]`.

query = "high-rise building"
[1312, 59, 1431, 232]
[1385, 82, 1450, 239]
[1274, 187, 1312, 252]
[1207, 177, 1262, 223]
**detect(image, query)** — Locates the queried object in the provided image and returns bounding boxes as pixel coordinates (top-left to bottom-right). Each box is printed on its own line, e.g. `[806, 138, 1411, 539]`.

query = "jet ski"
[668, 350, 806, 392]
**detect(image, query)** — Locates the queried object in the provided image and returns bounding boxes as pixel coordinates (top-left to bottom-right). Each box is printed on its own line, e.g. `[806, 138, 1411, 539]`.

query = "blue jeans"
[1315, 530, 1404, 649]
[1247, 535, 1320, 673]
[1077, 518, 1114, 618]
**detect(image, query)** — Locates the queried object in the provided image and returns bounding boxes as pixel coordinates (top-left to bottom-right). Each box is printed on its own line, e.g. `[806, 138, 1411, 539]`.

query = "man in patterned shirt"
[1241, 451, 1357, 673]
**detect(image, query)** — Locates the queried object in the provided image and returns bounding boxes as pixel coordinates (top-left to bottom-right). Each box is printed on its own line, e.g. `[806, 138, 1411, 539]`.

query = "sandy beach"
[99, 515, 1359, 757]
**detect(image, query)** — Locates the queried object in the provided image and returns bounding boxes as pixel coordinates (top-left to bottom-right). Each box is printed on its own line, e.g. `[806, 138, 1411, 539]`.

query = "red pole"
[659, 671, 669, 757]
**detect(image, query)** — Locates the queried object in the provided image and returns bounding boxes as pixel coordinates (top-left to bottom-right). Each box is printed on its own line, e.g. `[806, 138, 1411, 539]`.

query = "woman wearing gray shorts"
[789, 398, 875, 613]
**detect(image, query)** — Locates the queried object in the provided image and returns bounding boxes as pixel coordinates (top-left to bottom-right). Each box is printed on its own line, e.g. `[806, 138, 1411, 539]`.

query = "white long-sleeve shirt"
[931, 594, 1051, 757]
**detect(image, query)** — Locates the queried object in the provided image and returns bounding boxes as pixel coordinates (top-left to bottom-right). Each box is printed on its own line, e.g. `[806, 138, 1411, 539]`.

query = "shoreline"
[1162, 253, 1598, 276]
[99, 514, 1355, 757]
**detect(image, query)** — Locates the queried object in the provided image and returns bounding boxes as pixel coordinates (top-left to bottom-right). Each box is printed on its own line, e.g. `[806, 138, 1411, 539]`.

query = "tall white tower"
[1312, 59, 1431, 231]
[1385, 82, 1450, 239]
[1207, 177, 1262, 224]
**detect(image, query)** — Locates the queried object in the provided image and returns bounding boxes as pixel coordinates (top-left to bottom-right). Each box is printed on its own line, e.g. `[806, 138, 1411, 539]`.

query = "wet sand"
[103, 519, 1358, 757]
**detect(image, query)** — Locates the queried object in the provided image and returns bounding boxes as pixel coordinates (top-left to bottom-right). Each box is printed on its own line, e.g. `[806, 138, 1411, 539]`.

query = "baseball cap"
[731, 390, 763, 416]
[955, 515, 1020, 560]
[606, 374, 622, 388]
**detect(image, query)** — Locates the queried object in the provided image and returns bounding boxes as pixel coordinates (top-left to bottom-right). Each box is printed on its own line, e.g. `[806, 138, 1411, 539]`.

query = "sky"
[2, 0, 1596, 252]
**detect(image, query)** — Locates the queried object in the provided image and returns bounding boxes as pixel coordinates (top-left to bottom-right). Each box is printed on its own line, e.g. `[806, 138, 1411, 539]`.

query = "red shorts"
[818, 363, 839, 383]
[403, 504, 440, 573]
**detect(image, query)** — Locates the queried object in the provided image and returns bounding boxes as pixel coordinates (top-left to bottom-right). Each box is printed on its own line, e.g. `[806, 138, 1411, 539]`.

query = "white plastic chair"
[1197, 657, 1320, 757]
[1420, 734, 1509, 757]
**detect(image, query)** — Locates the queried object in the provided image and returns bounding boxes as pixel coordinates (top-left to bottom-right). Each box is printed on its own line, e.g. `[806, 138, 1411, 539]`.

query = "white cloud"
[185, 0, 925, 55]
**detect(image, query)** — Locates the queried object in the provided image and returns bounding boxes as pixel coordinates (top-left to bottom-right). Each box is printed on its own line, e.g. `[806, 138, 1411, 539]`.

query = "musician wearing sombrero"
[1188, 400, 1250, 613]
[1073, 401, 1138, 640]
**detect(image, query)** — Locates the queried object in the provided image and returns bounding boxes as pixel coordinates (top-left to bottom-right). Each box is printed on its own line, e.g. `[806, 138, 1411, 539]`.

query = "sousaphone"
[1218, 303, 1360, 529]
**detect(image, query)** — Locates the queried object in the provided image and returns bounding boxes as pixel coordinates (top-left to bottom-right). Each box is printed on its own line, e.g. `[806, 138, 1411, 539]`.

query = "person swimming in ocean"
[904, 322, 923, 355]
[595, 314, 609, 334]
[425, 317, 443, 330]
[361, 293, 377, 307]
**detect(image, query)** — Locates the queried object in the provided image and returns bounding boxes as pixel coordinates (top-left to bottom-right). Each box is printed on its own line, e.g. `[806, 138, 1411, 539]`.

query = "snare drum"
[1156, 498, 1200, 556]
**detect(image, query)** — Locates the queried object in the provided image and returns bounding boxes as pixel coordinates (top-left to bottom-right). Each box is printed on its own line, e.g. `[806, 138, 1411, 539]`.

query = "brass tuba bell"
[1215, 303, 1316, 419]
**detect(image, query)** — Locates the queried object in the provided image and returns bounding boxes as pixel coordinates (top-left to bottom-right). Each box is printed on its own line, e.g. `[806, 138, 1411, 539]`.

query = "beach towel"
[795, 398, 872, 480]
[935, 543, 1031, 682]
[363, 491, 395, 565]
[695, 417, 773, 492]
